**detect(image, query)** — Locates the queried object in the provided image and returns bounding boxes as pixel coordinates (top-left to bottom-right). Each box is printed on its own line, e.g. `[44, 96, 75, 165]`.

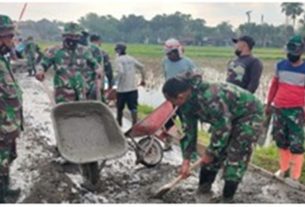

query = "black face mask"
[234, 49, 242, 57]
[64, 39, 78, 50]
[287, 53, 301, 63]
[0, 44, 11, 56]
[167, 49, 181, 62]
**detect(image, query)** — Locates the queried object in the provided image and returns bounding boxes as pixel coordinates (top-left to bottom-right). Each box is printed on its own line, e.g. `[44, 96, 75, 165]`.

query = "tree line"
[17, 2, 305, 48]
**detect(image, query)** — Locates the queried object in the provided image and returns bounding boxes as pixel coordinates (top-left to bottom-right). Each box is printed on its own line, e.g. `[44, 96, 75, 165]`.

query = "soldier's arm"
[180, 106, 198, 160]
[84, 48, 100, 71]
[40, 53, 53, 72]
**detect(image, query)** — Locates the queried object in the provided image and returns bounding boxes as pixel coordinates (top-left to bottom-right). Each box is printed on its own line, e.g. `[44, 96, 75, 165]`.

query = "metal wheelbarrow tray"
[51, 101, 127, 164]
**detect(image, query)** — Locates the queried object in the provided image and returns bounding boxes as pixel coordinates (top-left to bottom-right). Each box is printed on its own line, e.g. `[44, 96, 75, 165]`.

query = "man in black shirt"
[226, 35, 263, 93]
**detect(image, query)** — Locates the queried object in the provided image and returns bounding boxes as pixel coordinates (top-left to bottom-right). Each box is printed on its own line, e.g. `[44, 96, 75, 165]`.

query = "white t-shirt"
[115, 54, 145, 93]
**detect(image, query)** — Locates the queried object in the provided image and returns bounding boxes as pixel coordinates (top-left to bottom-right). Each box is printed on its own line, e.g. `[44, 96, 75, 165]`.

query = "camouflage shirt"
[0, 56, 22, 135]
[41, 44, 99, 90]
[89, 43, 104, 64]
[180, 76, 263, 160]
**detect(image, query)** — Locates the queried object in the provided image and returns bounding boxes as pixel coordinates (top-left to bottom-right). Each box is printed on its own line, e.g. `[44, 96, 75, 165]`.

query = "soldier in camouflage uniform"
[24, 36, 43, 76]
[89, 34, 113, 89]
[0, 14, 23, 203]
[35, 22, 102, 103]
[162, 72, 263, 203]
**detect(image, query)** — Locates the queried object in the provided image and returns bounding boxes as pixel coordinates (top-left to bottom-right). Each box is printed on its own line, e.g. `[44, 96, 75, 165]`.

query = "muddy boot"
[131, 111, 137, 126]
[3, 175, 20, 201]
[211, 180, 239, 203]
[0, 182, 4, 203]
[197, 168, 217, 194]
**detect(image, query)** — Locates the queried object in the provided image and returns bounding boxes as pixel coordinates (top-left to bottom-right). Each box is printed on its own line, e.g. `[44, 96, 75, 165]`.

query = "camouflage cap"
[0, 14, 15, 35]
[62, 22, 83, 36]
[286, 35, 305, 55]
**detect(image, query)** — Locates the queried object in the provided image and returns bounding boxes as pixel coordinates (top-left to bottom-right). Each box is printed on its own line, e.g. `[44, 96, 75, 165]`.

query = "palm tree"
[281, 2, 304, 28]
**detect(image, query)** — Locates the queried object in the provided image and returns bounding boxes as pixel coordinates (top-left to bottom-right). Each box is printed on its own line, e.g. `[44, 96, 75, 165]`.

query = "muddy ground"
[7, 61, 305, 203]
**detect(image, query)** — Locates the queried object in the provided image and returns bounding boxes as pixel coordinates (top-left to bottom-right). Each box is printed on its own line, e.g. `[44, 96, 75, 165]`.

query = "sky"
[0, 1, 290, 28]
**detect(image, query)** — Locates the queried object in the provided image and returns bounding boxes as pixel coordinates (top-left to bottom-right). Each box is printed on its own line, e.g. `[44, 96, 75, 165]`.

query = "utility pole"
[246, 10, 252, 23]
[261, 14, 264, 24]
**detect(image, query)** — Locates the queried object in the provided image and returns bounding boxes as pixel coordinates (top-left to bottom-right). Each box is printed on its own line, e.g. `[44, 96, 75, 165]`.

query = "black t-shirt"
[226, 55, 263, 93]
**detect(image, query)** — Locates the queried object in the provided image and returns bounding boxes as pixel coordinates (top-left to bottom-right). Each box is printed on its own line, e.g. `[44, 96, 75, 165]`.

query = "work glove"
[35, 71, 45, 82]
[180, 159, 190, 179]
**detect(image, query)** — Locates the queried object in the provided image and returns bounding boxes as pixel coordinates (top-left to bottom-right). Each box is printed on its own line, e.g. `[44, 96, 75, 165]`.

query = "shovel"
[153, 158, 202, 198]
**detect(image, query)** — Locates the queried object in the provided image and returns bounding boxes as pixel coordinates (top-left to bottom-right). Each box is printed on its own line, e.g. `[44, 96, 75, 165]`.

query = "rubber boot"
[131, 111, 137, 126]
[197, 167, 217, 194]
[3, 175, 20, 199]
[275, 148, 291, 178]
[117, 110, 123, 126]
[0, 180, 5, 203]
[213, 180, 239, 203]
[290, 153, 304, 180]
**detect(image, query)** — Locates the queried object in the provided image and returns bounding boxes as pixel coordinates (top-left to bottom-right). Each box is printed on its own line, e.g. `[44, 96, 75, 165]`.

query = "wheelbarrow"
[51, 101, 127, 185]
[125, 101, 182, 168]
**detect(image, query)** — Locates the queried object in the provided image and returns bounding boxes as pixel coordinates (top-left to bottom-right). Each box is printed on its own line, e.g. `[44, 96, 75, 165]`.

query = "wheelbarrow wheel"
[80, 161, 99, 185]
[137, 136, 163, 168]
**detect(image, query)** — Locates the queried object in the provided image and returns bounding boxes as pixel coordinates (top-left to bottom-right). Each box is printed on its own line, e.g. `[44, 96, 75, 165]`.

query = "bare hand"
[35, 71, 45, 82]
[180, 160, 190, 179]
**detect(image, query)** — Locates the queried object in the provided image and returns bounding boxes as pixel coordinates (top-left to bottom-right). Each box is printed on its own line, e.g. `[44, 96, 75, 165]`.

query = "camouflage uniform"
[272, 108, 305, 154]
[24, 38, 42, 76]
[0, 15, 23, 202]
[89, 43, 113, 89]
[40, 23, 100, 103]
[88, 43, 106, 101]
[179, 75, 263, 182]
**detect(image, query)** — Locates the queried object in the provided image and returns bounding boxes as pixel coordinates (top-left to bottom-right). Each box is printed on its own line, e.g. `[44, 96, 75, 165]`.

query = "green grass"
[39, 41, 286, 61]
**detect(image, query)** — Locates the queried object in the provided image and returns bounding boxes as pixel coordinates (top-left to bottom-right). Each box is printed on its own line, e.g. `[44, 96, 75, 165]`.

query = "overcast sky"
[0, 1, 289, 28]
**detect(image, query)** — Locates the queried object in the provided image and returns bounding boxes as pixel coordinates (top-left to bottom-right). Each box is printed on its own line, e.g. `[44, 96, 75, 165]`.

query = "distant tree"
[281, 2, 304, 28]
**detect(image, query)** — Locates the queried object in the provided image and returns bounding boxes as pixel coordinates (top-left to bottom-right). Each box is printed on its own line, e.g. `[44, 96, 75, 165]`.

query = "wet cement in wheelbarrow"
[54, 106, 126, 163]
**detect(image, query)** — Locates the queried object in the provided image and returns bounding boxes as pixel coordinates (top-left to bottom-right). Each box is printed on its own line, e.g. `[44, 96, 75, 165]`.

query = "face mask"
[0, 43, 11, 56]
[167, 49, 181, 62]
[64, 39, 78, 50]
[235, 49, 242, 57]
[287, 53, 301, 63]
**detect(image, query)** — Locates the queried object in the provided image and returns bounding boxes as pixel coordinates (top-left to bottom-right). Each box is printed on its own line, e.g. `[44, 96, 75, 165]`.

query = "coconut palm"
[281, 2, 304, 28]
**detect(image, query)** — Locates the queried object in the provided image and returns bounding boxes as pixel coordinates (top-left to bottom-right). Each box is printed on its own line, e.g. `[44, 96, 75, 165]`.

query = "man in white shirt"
[114, 43, 145, 126]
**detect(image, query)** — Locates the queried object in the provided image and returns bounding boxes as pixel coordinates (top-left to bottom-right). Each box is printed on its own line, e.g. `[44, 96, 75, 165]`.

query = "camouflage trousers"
[54, 73, 86, 104]
[202, 113, 263, 182]
[0, 131, 19, 200]
[26, 58, 36, 75]
[272, 107, 305, 154]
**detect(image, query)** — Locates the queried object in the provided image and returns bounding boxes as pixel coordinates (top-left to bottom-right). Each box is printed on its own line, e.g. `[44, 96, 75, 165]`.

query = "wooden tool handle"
[168, 159, 203, 189]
